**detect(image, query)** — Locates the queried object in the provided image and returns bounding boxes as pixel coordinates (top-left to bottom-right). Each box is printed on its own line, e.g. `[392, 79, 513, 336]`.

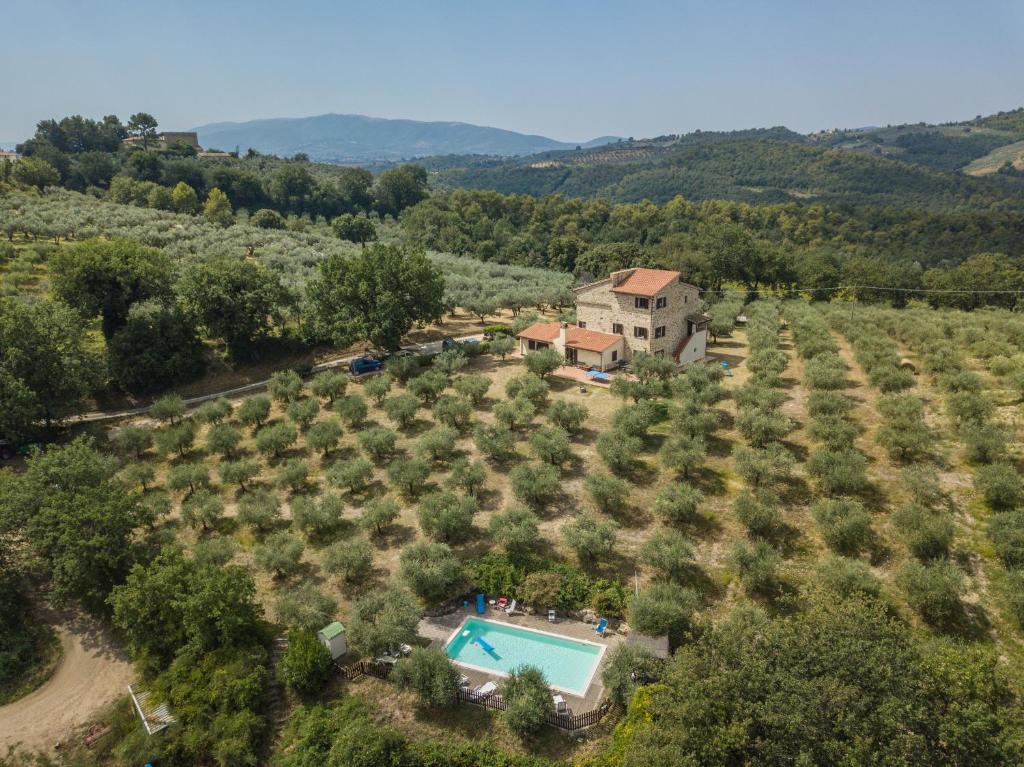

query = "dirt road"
[0, 609, 132, 755]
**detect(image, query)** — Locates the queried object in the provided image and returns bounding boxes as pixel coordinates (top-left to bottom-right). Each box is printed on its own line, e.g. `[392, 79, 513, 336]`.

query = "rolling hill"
[193, 113, 619, 163]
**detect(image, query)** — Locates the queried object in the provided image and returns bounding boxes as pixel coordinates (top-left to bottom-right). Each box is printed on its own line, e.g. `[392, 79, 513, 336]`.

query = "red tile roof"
[517, 322, 622, 353]
[610, 268, 681, 297]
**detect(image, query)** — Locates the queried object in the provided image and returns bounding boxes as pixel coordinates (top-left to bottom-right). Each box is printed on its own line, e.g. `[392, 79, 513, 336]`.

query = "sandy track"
[0, 609, 132, 755]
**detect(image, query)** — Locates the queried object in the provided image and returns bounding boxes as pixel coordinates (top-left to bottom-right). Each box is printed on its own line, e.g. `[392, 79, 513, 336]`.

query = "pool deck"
[418, 606, 623, 712]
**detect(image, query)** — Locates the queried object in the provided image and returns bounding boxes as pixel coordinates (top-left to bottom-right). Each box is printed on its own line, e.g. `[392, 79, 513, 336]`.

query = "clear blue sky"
[3, 0, 1022, 143]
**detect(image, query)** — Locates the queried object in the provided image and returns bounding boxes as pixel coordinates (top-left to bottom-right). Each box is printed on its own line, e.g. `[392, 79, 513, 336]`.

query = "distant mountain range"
[193, 113, 620, 163]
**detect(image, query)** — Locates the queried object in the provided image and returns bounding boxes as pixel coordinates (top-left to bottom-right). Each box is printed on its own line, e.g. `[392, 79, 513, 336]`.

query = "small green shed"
[317, 621, 347, 659]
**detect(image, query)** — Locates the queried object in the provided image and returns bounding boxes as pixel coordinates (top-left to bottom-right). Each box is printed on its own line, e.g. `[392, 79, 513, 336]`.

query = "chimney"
[559, 322, 568, 348]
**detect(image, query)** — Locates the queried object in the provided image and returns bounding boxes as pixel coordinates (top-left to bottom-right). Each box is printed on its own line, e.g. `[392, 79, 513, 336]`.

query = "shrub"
[510, 463, 560, 507]
[735, 490, 782, 538]
[325, 538, 374, 583]
[392, 647, 461, 708]
[602, 644, 662, 708]
[275, 584, 337, 632]
[489, 335, 517, 359]
[868, 366, 915, 393]
[236, 489, 280, 535]
[807, 415, 859, 450]
[731, 540, 781, 597]
[336, 394, 368, 428]
[382, 393, 421, 430]
[269, 369, 304, 402]
[494, 397, 536, 430]
[358, 426, 398, 462]
[947, 391, 995, 426]
[446, 458, 487, 496]
[1007, 571, 1024, 629]
[598, 430, 642, 474]
[237, 395, 272, 430]
[275, 458, 310, 491]
[255, 421, 298, 460]
[254, 531, 305, 577]
[418, 490, 478, 543]
[388, 457, 432, 498]
[287, 397, 320, 430]
[408, 370, 448, 405]
[280, 629, 332, 695]
[640, 529, 693, 582]
[612, 403, 657, 439]
[659, 433, 707, 478]
[585, 473, 630, 514]
[502, 665, 553, 734]
[311, 370, 348, 402]
[151, 393, 186, 423]
[975, 463, 1024, 510]
[328, 456, 374, 494]
[812, 498, 873, 554]
[122, 461, 156, 492]
[194, 398, 232, 424]
[505, 373, 549, 406]
[562, 512, 618, 564]
[453, 374, 491, 407]
[400, 541, 463, 602]
[115, 426, 152, 458]
[385, 354, 421, 383]
[963, 423, 1009, 465]
[206, 422, 242, 457]
[528, 426, 573, 466]
[488, 506, 539, 555]
[808, 391, 852, 418]
[803, 353, 846, 390]
[897, 559, 962, 625]
[807, 448, 868, 495]
[736, 409, 792, 448]
[417, 425, 459, 463]
[987, 511, 1024, 568]
[893, 504, 954, 560]
[360, 496, 400, 536]
[431, 349, 468, 377]
[629, 582, 700, 641]
[734, 444, 794, 489]
[291, 494, 343, 541]
[653, 482, 703, 525]
[192, 535, 236, 567]
[815, 556, 880, 599]
[306, 418, 342, 455]
[518, 572, 564, 609]
[347, 585, 421, 657]
[180, 488, 224, 531]
[164, 457, 207, 493]
[154, 420, 196, 458]
[432, 395, 474, 431]
[548, 400, 589, 434]
[473, 424, 516, 463]
[523, 347, 562, 379]
[363, 373, 393, 405]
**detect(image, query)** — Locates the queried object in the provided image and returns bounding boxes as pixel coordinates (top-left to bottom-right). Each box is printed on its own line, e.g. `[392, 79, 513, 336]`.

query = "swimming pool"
[444, 617, 605, 696]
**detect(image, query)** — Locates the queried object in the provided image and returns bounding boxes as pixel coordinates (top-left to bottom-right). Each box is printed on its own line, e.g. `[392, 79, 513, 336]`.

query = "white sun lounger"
[472, 681, 498, 699]
[505, 599, 517, 615]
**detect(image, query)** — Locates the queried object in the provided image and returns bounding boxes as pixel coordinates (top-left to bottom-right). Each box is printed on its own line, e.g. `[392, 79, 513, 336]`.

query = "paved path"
[0, 609, 133, 755]
[69, 334, 483, 425]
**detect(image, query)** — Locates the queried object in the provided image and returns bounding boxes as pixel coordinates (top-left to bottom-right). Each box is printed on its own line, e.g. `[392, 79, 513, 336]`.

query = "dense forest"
[401, 188, 1024, 307]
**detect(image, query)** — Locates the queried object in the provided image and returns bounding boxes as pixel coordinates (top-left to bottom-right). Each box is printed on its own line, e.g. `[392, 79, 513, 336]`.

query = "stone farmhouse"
[517, 268, 709, 372]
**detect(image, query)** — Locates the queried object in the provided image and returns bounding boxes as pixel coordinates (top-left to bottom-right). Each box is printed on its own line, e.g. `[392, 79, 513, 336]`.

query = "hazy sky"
[3, 0, 1023, 143]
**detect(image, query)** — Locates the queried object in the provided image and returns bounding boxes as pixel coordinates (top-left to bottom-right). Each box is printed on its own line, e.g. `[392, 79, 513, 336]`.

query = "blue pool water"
[445, 618, 604, 695]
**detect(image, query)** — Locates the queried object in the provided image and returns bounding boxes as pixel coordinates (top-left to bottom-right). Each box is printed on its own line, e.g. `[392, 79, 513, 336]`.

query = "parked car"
[442, 337, 481, 351]
[349, 356, 384, 375]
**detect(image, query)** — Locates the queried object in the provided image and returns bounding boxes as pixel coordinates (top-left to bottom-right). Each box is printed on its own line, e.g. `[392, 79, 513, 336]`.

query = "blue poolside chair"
[595, 617, 608, 637]
[476, 593, 486, 614]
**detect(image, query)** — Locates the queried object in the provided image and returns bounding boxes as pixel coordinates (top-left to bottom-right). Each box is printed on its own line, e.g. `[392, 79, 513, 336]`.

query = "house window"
[654, 349, 664, 357]
[611, 350, 618, 362]
[634, 327, 648, 339]
[578, 321, 587, 329]
[684, 295, 688, 304]
[656, 296, 667, 309]
[528, 340, 549, 350]
[612, 322, 623, 334]
[655, 325, 666, 339]
[634, 297, 650, 309]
